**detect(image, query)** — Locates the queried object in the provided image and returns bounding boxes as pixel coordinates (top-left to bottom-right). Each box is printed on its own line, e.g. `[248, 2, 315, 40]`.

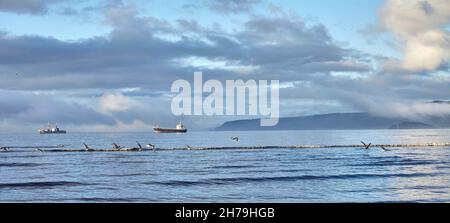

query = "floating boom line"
[2, 142, 450, 153]
[0, 144, 69, 149]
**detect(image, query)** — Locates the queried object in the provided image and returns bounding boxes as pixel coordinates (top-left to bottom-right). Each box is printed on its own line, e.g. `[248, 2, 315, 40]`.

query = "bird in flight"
[83, 143, 94, 151]
[361, 141, 372, 149]
[231, 137, 240, 142]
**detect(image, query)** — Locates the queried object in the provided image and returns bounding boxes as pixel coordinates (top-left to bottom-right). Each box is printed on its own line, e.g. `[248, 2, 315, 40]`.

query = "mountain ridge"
[215, 112, 444, 131]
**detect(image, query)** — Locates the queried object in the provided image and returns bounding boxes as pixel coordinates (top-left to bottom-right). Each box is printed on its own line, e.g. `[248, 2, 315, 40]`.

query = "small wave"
[348, 159, 437, 167]
[0, 181, 89, 189]
[145, 180, 216, 187]
[95, 173, 154, 177]
[226, 168, 307, 175]
[211, 165, 257, 169]
[406, 185, 448, 190]
[145, 172, 434, 187]
[435, 165, 450, 169]
[0, 163, 44, 167]
[118, 161, 151, 164]
[303, 157, 347, 161]
[75, 197, 143, 202]
[4, 155, 42, 158]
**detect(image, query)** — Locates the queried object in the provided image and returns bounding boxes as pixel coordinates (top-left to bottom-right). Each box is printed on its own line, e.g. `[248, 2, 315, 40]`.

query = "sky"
[0, 0, 449, 132]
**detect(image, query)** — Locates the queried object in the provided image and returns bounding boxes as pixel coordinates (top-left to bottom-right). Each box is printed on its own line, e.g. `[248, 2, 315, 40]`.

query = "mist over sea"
[2, 129, 450, 202]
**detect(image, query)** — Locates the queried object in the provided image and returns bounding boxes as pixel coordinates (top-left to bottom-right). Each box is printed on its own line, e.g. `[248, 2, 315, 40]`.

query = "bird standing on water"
[380, 146, 392, 152]
[112, 143, 122, 150]
[231, 137, 240, 142]
[146, 144, 156, 152]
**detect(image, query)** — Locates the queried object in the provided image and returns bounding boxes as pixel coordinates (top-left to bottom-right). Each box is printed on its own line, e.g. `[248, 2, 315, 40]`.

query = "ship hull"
[153, 128, 187, 133]
[39, 131, 67, 134]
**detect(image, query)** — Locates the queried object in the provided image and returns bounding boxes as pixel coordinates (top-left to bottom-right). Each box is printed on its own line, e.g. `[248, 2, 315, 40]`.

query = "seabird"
[380, 146, 392, 152]
[112, 143, 122, 150]
[136, 141, 143, 149]
[186, 144, 193, 150]
[361, 141, 372, 150]
[83, 143, 94, 151]
[0, 147, 8, 152]
[36, 148, 44, 152]
[231, 137, 240, 142]
[146, 144, 156, 152]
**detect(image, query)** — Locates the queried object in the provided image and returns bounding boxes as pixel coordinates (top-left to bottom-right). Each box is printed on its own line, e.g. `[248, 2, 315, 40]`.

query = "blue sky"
[0, 0, 391, 54]
[0, 0, 449, 132]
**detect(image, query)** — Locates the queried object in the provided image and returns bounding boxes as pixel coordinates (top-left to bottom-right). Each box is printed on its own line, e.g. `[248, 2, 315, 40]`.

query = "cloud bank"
[381, 0, 450, 72]
[1, 0, 450, 131]
[206, 0, 261, 14]
[0, 0, 62, 14]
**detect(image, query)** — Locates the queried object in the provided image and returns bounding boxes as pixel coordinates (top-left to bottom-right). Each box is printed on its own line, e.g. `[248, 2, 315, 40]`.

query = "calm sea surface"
[1, 129, 450, 202]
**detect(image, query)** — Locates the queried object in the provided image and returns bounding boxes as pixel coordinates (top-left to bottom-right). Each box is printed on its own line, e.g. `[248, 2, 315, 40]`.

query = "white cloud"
[173, 56, 259, 74]
[0, 89, 116, 131]
[364, 100, 450, 120]
[380, 0, 450, 72]
[99, 92, 136, 113]
[206, 0, 261, 14]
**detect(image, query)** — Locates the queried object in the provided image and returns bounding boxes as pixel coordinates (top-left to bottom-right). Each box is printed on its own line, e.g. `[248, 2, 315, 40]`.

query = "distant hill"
[215, 113, 440, 131]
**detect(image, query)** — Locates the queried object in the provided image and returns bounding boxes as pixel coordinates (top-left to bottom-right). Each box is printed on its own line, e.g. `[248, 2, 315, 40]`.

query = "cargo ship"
[38, 123, 67, 134]
[153, 122, 187, 133]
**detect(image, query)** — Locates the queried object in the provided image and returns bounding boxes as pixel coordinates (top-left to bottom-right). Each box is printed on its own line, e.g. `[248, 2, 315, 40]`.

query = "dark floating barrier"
[2, 142, 450, 153]
[1, 144, 69, 152]
[1, 145, 69, 149]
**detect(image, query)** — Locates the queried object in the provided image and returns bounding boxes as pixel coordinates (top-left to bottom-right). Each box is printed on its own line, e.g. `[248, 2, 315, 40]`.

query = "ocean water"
[1, 129, 450, 203]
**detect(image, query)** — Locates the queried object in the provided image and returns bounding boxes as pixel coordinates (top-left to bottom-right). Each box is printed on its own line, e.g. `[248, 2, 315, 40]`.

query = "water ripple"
[0, 181, 91, 189]
[75, 197, 144, 202]
[145, 172, 435, 187]
[210, 165, 257, 169]
[348, 159, 438, 167]
[0, 162, 47, 167]
[94, 173, 154, 177]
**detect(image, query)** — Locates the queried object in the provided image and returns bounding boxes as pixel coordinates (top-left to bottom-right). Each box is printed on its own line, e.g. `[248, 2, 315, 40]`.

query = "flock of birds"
[2, 136, 392, 152]
[162, 138, 391, 152]
[361, 141, 391, 151]
[78, 141, 157, 152]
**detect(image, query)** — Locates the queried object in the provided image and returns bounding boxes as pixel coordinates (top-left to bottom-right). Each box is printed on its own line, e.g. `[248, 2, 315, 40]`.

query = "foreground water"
[1, 129, 450, 202]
